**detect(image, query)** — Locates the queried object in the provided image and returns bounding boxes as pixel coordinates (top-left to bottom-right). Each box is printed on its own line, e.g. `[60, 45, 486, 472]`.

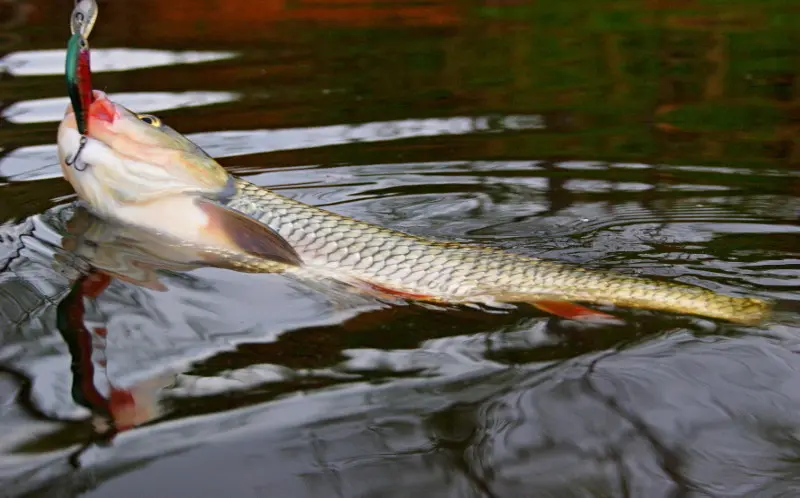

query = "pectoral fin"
[195, 198, 302, 266]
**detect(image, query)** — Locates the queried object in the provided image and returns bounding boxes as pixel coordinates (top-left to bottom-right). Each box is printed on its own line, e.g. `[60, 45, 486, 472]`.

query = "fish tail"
[601, 289, 771, 325]
[494, 273, 771, 324]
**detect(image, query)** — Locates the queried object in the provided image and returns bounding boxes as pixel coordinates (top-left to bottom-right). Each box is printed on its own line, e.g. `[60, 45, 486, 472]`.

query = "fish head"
[57, 91, 303, 267]
[57, 90, 231, 215]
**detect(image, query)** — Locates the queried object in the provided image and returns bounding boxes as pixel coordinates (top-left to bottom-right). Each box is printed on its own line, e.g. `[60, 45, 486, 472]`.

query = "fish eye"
[137, 114, 162, 127]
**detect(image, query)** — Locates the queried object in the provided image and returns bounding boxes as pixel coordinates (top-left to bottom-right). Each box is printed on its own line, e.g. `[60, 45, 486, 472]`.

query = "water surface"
[1, 1, 799, 496]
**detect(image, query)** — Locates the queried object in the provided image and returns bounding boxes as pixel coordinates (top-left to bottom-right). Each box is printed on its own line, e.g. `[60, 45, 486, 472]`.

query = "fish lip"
[88, 90, 117, 125]
[61, 90, 114, 129]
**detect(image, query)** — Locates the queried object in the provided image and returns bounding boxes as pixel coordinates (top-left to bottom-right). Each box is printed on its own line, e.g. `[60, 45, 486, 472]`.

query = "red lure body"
[66, 33, 95, 136]
[77, 45, 94, 126]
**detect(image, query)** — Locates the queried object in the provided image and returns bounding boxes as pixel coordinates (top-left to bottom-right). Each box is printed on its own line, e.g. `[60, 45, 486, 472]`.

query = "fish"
[56, 91, 772, 325]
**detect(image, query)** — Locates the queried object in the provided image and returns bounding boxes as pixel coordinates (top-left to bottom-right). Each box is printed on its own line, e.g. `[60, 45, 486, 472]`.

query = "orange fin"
[531, 300, 620, 323]
[195, 198, 302, 266]
[350, 278, 438, 302]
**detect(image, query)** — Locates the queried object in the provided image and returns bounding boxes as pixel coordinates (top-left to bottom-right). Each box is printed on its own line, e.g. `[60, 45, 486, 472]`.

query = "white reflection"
[0, 114, 544, 181]
[3, 91, 240, 124]
[0, 144, 58, 181]
[188, 114, 545, 158]
[0, 49, 236, 76]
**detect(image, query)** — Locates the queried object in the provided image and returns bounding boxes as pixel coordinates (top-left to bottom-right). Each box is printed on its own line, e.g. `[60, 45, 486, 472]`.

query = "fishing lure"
[65, 33, 93, 136]
[65, 0, 99, 169]
[71, 0, 99, 39]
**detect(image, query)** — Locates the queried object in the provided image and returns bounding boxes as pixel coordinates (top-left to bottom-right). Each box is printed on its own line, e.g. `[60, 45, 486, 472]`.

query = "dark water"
[1, 1, 800, 496]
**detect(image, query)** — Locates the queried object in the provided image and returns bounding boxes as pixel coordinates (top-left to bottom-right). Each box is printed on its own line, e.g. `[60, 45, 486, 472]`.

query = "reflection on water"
[1, 0, 799, 496]
[1, 48, 236, 76]
[4, 91, 240, 124]
[0, 114, 544, 181]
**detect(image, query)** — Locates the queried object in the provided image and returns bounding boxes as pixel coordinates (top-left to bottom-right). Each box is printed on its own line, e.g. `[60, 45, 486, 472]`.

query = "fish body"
[56, 92, 771, 325]
[217, 178, 770, 324]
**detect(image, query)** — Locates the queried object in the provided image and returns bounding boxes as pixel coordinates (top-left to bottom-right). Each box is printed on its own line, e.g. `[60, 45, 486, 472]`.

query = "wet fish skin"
[54, 91, 770, 325]
[222, 178, 770, 325]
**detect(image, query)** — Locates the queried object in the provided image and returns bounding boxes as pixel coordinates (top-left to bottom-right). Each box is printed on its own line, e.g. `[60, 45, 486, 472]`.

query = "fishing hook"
[65, 135, 90, 171]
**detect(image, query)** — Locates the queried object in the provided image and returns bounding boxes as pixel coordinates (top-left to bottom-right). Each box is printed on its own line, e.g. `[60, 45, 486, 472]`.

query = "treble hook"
[65, 135, 90, 171]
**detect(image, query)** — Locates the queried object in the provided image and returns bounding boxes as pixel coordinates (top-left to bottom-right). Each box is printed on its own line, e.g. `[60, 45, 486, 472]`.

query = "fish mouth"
[88, 92, 117, 124]
[63, 89, 117, 129]
[57, 89, 230, 201]
[55, 91, 299, 266]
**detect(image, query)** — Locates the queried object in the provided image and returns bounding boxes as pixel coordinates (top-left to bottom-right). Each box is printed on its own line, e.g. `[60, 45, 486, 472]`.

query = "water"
[1, 1, 799, 496]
